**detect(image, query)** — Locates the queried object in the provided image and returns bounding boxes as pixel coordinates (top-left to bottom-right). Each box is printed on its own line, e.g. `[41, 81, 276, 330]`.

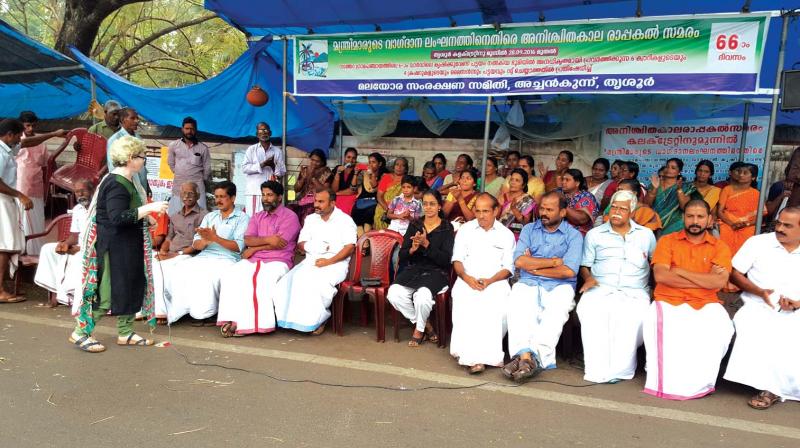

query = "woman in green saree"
[642, 158, 697, 236]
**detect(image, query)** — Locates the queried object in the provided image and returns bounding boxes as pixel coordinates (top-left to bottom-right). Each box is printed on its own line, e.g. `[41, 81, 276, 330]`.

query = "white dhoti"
[20, 197, 45, 255]
[507, 282, 575, 369]
[217, 259, 289, 335]
[724, 302, 800, 401]
[449, 279, 509, 367]
[643, 301, 733, 400]
[0, 195, 24, 276]
[33, 243, 81, 305]
[273, 258, 348, 332]
[166, 256, 235, 323]
[577, 285, 650, 383]
[151, 252, 191, 319]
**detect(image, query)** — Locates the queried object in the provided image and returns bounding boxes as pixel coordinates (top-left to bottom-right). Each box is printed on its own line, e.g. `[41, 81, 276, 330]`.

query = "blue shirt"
[192, 208, 249, 262]
[107, 128, 148, 189]
[514, 219, 583, 290]
[581, 221, 656, 291]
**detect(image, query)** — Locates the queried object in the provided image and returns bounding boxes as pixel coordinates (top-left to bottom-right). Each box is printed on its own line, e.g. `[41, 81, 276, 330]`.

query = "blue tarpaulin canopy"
[0, 19, 93, 119]
[71, 37, 335, 151]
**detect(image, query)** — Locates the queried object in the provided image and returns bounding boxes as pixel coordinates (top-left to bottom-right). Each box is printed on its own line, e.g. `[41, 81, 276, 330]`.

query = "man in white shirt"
[242, 122, 286, 216]
[724, 206, 800, 410]
[273, 187, 356, 335]
[34, 179, 94, 307]
[449, 193, 515, 374]
[0, 119, 33, 303]
[577, 190, 656, 383]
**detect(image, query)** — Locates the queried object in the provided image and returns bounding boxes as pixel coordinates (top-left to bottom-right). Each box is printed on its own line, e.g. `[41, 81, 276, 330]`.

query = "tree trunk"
[54, 0, 148, 55]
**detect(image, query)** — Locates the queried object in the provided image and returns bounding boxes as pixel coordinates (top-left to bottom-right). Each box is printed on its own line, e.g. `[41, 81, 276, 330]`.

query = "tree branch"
[110, 13, 217, 71]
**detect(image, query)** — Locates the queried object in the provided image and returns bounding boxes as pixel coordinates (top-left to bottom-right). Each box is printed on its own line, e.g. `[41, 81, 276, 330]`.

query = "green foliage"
[0, 0, 247, 87]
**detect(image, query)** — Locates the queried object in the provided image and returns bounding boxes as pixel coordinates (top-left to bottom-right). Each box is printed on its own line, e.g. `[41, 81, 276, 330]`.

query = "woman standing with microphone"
[69, 136, 168, 353]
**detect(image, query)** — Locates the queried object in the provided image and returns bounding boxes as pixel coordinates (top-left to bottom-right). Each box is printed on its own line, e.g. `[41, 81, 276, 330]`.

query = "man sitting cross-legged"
[502, 191, 583, 382]
[217, 181, 300, 337]
[449, 193, 515, 374]
[152, 181, 207, 323]
[34, 179, 94, 307]
[166, 181, 249, 325]
[724, 206, 800, 410]
[272, 187, 356, 335]
[644, 199, 734, 400]
[577, 189, 656, 383]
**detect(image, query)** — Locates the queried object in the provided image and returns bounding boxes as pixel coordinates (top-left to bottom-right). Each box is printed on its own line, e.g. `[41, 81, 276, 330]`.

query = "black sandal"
[512, 357, 543, 383]
[220, 322, 236, 338]
[408, 332, 424, 347]
[424, 323, 439, 344]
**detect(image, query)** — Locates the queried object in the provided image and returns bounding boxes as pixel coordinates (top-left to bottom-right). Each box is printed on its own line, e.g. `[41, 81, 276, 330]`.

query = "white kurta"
[34, 205, 88, 304]
[0, 195, 23, 276]
[217, 259, 290, 335]
[449, 219, 515, 367]
[273, 208, 356, 332]
[723, 232, 800, 401]
[643, 301, 734, 400]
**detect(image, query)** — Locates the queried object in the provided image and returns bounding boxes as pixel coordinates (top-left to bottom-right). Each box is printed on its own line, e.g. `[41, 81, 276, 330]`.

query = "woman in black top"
[350, 152, 388, 234]
[387, 189, 455, 346]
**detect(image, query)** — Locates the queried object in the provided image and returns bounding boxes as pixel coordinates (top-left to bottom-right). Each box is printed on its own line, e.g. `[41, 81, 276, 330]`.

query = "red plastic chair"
[13, 214, 73, 302]
[331, 230, 404, 342]
[389, 267, 455, 348]
[47, 128, 107, 208]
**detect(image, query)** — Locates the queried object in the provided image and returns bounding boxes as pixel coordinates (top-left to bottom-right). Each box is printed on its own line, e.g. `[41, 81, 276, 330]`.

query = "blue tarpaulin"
[71, 37, 335, 152]
[0, 19, 93, 119]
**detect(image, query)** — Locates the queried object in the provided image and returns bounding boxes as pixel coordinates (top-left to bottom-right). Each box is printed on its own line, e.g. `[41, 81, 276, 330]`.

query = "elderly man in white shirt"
[724, 206, 800, 410]
[273, 187, 356, 335]
[241, 122, 286, 216]
[450, 193, 515, 374]
[34, 179, 94, 307]
[577, 190, 656, 383]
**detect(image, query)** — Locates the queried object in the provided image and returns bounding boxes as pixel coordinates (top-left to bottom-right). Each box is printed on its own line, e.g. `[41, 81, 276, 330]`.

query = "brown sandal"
[748, 390, 781, 410]
[512, 356, 543, 383]
[424, 323, 439, 344]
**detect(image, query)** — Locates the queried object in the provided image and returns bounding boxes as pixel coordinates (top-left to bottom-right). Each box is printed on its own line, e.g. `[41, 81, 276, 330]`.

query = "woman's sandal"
[512, 357, 543, 383]
[117, 332, 154, 346]
[408, 331, 424, 347]
[748, 390, 781, 410]
[69, 334, 106, 353]
[424, 324, 439, 345]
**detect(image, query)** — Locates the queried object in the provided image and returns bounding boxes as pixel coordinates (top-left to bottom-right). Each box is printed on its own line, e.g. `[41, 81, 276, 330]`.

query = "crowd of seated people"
[2, 111, 799, 411]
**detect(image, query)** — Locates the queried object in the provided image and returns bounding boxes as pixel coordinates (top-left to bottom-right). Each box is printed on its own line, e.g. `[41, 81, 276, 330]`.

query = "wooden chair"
[331, 230, 404, 341]
[47, 128, 107, 209]
[12, 214, 73, 301]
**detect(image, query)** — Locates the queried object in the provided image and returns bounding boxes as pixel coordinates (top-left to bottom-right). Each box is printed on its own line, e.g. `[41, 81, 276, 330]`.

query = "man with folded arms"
[166, 181, 248, 325]
[34, 179, 94, 307]
[272, 187, 356, 335]
[217, 181, 300, 337]
[152, 181, 207, 323]
[644, 199, 733, 400]
[449, 193, 515, 374]
[502, 192, 583, 382]
[577, 190, 656, 383]
[724, 206, 800, 410]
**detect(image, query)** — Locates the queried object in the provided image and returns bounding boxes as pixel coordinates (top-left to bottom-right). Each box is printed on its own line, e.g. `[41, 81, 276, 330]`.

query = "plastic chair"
[13, 214, 73, 301]
[47, 128, 107, 209]
[331, 230, 404, 341]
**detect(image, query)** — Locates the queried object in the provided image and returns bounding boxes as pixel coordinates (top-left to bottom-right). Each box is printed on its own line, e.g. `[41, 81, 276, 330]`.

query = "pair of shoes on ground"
[501, 355, 543, 383]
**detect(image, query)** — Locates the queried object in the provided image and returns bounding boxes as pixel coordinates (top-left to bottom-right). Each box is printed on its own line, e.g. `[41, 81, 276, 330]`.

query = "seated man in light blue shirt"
[502, 191, 583, 383]
[577, 190, 656, 384]
[107, 107, 149, 194]
[166, 181, 249, 324]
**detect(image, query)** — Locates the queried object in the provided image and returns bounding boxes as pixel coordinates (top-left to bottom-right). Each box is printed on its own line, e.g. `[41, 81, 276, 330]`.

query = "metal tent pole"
[338, 118, 344, 164]
[282, 37, 289, 204]
[90, 75, 98, 126]
[755, 13, 789, 233]
[480, 95, 492, 193]
[737, 101, 750, 162]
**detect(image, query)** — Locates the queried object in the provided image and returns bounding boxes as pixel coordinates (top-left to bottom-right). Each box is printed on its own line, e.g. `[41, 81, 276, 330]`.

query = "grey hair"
[109, 135, 146, 167]
[103, 100, 122, 112]
[609, 189, 638, 212]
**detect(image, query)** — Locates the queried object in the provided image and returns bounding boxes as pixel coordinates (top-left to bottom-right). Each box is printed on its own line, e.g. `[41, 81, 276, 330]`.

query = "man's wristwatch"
[177, 250, 184, 256]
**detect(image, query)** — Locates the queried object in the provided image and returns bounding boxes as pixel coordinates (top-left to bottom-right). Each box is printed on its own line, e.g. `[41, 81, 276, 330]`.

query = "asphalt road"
[0, 292, 798, 447]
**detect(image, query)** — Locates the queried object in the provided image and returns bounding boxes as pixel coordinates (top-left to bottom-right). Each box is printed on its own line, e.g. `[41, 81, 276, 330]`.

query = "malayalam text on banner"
[294, 13, 770, 96]
[600, 117, 769, 185]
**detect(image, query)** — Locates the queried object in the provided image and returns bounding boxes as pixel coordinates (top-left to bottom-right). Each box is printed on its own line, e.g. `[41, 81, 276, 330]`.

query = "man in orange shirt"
[644, 199, 734, 400]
